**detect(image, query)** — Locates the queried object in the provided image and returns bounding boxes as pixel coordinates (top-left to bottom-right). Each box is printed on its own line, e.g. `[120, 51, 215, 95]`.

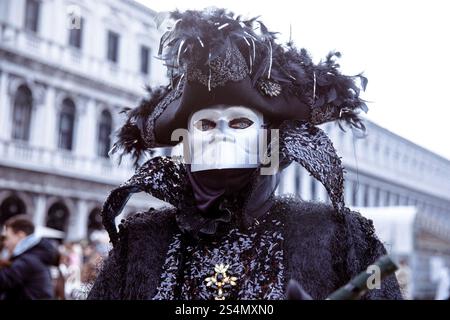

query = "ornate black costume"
[88, 9, 402, 300]
[88, 157, 401, 300]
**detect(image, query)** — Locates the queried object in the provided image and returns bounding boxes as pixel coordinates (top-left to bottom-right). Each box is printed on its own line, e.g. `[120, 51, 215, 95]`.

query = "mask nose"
[210, 119, 234, 143]
[216, 119, 227, 132]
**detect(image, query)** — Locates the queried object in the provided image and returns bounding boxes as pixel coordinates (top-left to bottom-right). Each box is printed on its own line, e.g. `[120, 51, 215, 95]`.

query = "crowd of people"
[0, 214, 109, 300]
[51, 236, 109, 299]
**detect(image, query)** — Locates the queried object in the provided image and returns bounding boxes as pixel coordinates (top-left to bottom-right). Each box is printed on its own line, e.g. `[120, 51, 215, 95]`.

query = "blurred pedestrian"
[396, 258, 412, 299]
[430, 257, 450, 300]
[59, 243, 82, 299]
[0, 215, 59, 300]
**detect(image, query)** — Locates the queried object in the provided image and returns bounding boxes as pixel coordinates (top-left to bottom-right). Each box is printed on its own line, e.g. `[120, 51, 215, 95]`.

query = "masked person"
[88, 9, 402, 300]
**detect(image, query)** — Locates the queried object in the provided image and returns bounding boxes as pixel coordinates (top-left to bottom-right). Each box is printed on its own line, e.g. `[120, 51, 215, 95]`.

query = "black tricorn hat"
[112, 8, 368, 163]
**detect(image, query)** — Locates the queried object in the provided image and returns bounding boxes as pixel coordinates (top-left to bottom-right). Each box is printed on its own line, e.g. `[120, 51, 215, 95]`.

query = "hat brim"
[154, 76, 311, 146]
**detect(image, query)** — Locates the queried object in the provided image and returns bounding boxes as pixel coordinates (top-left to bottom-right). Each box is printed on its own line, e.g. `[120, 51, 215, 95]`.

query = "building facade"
[0, 0, 166, 240]
[278, 120, 450, 213]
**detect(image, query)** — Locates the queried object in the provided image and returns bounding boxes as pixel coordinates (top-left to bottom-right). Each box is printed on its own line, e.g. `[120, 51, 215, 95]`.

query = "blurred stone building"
[278, 120, 450, 217]
[0, 0, 166, 240]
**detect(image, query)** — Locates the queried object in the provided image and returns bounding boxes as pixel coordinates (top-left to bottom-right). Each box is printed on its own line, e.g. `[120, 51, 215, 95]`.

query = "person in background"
[430, 256, 450, 300]
[0, 215, 59, 300]
[396, 258, 412, 299]
[59, 242, 82, 299]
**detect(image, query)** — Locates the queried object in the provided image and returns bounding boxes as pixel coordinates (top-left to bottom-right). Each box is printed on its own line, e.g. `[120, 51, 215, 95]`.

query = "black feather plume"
[276, 47, 368, 131]
[159, 9, 273, 83]
[111, 86, 170, 167]
[158, 8, 369, 131]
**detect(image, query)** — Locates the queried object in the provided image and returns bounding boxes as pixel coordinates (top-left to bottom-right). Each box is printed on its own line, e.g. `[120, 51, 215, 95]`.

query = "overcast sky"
[136, 0, 450, 160]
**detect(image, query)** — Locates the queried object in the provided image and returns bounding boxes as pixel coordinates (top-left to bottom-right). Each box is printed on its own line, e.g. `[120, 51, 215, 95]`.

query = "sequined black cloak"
[87, 157, 402, 300]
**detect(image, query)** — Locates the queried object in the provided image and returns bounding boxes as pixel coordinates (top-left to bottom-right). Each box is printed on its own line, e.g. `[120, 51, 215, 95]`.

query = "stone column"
[317, 182, 328, 203]
[39, 86, 57, 149]
[33, 194, 47, 227]
[387, 190, 397, 206]
[400, 194, 409, 206]
[379, 189, 389, 207]
[30, 83, 50, 148]
[282, 164, 296, 195]
[74, 97, 95, 158]
[344, 179, 354, 206]
[67, 199, 89, 241]
[356, 183, 365, 207]
[368, 185, 377, 207]
[275, 173, 284, 196]
[0, 71, 11, 140]
[0, 0, 11, 22]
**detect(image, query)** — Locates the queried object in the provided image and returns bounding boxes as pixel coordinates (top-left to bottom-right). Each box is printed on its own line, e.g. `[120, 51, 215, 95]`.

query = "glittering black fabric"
[88, 197, 402, 300]
[91, 155, 402, 300]
[310, 104, 339, 126]
[187, 45, 249, 89]
[100, 156, 186, 246]
[153, 212, 284, 300]
[279, 120, 345, 213]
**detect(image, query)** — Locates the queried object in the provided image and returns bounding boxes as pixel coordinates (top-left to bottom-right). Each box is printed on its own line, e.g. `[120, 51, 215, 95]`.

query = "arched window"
[98, 110, 112, 158]
[58, 98, 76, 150]
[24, 0, 41, 32]
[0, 195, 26, 225]
[12, 85, 33, 141]
[46, 202, 69, 232]
[88, 208, 103, 236]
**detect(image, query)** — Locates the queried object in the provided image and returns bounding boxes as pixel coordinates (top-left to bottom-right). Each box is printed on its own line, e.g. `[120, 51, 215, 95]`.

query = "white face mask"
[188, 105, 263, 172]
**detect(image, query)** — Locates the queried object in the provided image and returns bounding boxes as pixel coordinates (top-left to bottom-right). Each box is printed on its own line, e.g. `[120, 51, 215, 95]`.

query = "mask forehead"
[189, 108, 222, 125]
[188, 105, 262, 127]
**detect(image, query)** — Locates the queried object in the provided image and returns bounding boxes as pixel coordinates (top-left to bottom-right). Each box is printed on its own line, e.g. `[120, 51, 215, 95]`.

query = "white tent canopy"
[34, 225, 65, 239]
[352, 206, 417, 255]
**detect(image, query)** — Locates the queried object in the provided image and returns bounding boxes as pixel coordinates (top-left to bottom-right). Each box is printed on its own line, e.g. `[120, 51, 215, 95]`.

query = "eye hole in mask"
[229, 118, 254, 129]
[194, 118, 254, 131]
[194, 119, 216, 131]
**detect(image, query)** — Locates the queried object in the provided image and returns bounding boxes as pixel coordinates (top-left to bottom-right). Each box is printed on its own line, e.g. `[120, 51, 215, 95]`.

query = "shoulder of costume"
[117, 207, 177, 238]
[116, 155, 187, 205]
[101, 155, 186, 247]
